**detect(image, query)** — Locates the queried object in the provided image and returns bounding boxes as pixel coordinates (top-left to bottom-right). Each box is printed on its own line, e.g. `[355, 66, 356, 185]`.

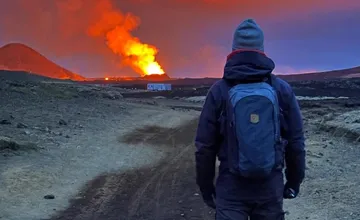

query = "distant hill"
[277, 66, 360, 81]
[164, 66, 360, 86]
[0, 43, 86, 81]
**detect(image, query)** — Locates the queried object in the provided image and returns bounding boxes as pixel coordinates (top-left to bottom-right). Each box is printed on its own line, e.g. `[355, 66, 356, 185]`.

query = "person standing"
[195, 18, 306, 220]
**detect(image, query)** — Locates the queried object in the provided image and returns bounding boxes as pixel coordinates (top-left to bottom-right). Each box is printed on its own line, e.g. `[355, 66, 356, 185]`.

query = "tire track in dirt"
[127, 143, 192, 219]
[49, 118, 214, 220]
[72, 175, 124, 220]
[154, 171, 166, 219]
[123, 119, 214, 220]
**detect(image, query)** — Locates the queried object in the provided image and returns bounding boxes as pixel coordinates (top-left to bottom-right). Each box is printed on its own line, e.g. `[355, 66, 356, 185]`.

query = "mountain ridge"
[0, 43, 85, 81]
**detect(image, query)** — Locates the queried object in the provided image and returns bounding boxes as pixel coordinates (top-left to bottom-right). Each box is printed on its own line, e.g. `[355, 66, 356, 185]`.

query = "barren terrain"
[1, 73, 360, 220]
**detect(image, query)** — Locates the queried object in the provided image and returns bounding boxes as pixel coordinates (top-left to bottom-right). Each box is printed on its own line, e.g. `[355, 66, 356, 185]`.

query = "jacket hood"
[223, 50, 275, 81]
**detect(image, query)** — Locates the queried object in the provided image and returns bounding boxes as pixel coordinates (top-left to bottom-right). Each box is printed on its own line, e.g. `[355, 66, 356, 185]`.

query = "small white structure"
[147, 83, 172, 91]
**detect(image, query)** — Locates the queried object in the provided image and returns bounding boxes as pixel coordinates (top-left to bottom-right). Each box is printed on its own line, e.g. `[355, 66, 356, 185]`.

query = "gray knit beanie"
[232, 18, 264, 52]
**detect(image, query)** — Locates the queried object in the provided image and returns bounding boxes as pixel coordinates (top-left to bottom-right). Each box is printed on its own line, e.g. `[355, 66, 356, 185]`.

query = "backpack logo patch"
[250, 113, 259, 124]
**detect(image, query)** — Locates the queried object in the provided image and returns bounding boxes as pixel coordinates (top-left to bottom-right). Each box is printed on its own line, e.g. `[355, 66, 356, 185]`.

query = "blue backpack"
[222, 76, 283, 179]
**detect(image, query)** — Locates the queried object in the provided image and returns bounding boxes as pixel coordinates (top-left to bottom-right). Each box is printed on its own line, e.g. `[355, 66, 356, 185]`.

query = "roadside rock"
[0, 136, 37, 152]
[101, 90, 123, 100]
[0, 119, 11, 125]
[17, 122, 28, 128]
[6, 81, 26, 87]
[153, 96, 166, 99]
[322, 110, 360, 142]
[59, 119, 68, 126]
[44, 195, 55, 200]
[76, 87, 101, 98]
[182, 96, 206, 103]
[77, 86, 123, 100]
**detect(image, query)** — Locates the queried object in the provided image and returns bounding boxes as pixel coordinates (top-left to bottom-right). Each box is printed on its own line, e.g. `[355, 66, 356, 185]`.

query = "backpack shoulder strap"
[219, 79, 232, 114]
[266, 74, 275, 87]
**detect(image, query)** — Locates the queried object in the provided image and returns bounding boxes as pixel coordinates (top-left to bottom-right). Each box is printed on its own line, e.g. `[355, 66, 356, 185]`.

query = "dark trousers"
[215, 198, 285, 220]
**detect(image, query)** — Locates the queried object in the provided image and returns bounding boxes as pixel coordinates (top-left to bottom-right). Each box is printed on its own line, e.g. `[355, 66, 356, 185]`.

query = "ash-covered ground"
[1, 72, 360, 220]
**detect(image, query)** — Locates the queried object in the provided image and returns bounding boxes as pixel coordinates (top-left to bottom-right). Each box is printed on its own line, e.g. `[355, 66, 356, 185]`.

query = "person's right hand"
[283, 182, 299, 199]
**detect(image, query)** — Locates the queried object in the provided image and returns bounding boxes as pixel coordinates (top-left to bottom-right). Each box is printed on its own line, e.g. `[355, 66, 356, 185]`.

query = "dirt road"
[0, 80, 198, 220]
[49, 102, 360, 220]
[50, 119, 216, 220]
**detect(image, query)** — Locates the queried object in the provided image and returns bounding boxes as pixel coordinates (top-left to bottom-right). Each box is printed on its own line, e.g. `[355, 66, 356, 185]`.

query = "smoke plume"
[87, 0, 164, 76]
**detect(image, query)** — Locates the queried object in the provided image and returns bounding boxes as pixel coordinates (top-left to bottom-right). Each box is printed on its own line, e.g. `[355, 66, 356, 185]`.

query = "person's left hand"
[202, 187, 216, 209]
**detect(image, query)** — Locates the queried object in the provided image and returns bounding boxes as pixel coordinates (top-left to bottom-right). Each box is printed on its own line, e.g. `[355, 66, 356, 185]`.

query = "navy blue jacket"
[195, 50, 306, 201]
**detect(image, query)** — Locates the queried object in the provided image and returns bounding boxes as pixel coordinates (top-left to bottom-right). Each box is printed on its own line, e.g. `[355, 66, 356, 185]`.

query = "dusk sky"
[0, 0, 359, 78]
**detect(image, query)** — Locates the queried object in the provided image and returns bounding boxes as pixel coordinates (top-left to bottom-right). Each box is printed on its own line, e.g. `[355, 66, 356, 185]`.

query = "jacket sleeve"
[195, 89, 221, 196]
[283, 88, 306, 190]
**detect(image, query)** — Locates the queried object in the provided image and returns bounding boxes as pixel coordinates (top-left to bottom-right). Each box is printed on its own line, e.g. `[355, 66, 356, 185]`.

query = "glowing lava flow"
[144, 61, 164, 75]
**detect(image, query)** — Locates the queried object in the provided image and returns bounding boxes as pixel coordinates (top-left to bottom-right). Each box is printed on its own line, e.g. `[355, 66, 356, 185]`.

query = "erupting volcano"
[88, 0, 165, 77]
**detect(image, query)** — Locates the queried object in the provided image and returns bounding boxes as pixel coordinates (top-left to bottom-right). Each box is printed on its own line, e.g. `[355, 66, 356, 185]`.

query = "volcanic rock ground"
[1, 74, 360, 220]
